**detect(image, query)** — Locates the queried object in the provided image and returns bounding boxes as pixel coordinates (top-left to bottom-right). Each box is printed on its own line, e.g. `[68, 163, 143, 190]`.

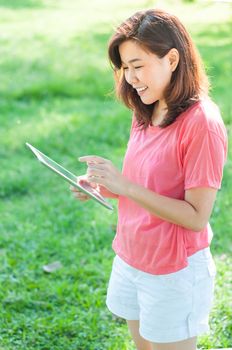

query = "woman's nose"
[127, 70, 139, 85]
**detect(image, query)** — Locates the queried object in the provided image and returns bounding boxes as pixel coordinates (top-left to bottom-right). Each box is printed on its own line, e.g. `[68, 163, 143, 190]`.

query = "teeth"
[136, 87, 147, 92]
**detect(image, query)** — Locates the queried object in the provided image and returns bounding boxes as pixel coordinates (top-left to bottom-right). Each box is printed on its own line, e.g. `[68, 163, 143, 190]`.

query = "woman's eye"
[122, 66, 143, 72]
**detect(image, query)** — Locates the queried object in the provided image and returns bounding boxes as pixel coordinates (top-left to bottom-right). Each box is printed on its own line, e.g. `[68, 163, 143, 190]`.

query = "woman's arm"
[97, 185, 119, 199]
[126, 182, 217, 231]
[79, 155, 217, 231]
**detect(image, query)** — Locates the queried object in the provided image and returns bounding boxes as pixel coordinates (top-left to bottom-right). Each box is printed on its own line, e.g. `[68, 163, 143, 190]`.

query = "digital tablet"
[26, 143, 113, 210]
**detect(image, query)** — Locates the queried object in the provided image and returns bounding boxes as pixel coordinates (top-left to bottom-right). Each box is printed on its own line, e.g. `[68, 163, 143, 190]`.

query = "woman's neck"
[152, 100, 168, 126]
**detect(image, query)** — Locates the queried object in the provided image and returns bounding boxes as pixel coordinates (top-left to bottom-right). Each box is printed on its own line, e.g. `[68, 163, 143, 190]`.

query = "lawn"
[0, 0, 231, 349]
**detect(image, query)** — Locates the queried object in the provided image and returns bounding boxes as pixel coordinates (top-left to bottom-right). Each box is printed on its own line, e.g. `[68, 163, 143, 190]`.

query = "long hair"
[108, 9, 209, 128]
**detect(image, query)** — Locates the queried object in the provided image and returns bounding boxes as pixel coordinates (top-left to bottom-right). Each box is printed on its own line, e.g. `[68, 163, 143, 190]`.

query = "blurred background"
[0, 0, 231, 349]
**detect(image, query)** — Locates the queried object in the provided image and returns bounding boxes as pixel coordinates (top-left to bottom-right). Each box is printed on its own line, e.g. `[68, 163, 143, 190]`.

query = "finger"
[86, 174, 106, 186]
[78, 155, 108, 164]
[70, 185, 84, 194]
[87, 168, 106, 177]
[77, 175, 88, 181]
[88, 163, 106, 171]
[74, 192, 90, 200]
[76, 193, 89, 199]
[70, 185, 79, 193]
[73, 192, 84, 197]
[75, 196, 90, 202]
[79, 179, 97, 189]
[77, 175, 95, 187]
[71, 187, 85, 196]
[70, 186, 87, 197]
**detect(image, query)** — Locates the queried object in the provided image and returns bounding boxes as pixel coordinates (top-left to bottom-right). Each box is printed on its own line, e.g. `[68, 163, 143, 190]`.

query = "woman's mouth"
[135, 86, 148, 96]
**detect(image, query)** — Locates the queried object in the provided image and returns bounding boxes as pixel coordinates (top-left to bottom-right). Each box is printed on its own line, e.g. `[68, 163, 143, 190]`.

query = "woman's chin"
[140, 96, 157, 105]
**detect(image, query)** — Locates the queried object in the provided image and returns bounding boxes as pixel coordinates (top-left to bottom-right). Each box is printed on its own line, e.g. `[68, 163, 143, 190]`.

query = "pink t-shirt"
[112, 99, 227, 275]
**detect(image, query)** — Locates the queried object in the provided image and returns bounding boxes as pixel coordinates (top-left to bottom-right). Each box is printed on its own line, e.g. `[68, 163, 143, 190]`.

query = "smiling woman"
[108, 9, 209, 129]
[119, 40, 179, 125]
[71, 8, 228, 350]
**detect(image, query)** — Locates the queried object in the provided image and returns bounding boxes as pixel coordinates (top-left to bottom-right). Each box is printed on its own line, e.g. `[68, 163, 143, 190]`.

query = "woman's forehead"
[119, 40, 151, 63]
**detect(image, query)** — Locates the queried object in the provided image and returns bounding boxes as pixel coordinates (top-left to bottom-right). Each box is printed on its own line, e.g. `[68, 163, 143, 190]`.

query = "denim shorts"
[106, 247, 216, 343]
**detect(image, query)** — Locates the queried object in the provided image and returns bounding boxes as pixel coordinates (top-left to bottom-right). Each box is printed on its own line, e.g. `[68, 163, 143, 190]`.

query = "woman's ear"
[168, 48, 179, 72]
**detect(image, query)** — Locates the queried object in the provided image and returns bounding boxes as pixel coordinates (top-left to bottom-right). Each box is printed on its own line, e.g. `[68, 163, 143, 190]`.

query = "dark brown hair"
[108, 9, 209, 128]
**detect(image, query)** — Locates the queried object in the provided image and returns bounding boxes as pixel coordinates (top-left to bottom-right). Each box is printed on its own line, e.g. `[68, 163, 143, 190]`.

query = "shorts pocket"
[194, 257, 217, 282]
[159, 265, 194, 293]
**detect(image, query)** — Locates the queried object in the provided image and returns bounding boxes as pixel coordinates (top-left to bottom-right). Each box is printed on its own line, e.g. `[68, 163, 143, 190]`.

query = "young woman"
[71, 9, 227, 350]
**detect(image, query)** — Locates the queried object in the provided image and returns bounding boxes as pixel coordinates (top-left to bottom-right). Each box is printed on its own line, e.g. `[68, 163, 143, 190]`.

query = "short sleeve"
[183, 129, 227, 190]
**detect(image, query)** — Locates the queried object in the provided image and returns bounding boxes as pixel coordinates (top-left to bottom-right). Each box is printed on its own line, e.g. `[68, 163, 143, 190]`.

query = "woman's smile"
[134, 86, 148, 96]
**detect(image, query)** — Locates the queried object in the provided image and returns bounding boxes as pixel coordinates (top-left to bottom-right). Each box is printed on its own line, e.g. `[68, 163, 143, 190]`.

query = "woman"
[71, 9, 227, 350]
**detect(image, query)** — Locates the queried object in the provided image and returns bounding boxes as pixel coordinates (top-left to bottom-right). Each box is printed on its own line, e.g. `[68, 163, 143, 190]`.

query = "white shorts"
[106, 247, 216, 343]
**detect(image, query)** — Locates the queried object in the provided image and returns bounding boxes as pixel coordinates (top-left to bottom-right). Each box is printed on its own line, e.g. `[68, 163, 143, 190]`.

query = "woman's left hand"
[79, 155, 130, 196]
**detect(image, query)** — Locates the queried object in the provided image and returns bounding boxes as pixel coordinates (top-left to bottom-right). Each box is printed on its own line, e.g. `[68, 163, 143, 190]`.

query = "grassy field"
[0, 0, 231, 349]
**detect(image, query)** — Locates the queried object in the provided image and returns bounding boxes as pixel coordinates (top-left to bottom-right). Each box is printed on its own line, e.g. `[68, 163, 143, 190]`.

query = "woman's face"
[119, 40, 174, 105]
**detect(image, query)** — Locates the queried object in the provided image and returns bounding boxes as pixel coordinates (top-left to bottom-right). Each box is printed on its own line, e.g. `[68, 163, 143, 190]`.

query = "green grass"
[0, 0, 231, 349]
